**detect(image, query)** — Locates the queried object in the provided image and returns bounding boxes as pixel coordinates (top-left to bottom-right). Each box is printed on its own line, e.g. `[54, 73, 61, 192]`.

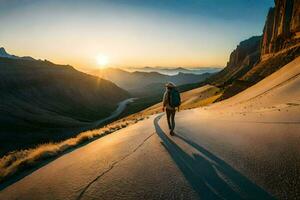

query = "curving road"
[92, 98, 137, 127]
[0, 113, 279, 200]
[0, 115, 198, 200]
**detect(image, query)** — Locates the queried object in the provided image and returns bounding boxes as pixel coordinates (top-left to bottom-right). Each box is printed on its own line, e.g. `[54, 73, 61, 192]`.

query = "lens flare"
[96, 54, 109, 68]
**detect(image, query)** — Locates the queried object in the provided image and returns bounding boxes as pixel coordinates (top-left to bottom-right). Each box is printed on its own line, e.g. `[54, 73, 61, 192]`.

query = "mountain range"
[0, 47, 35, 61]
[1, 0, 299, 160]
[0, 1, 299, 197]
[94, 68, 214, 96]
[0, 48, 214, 155]
[0, 54, 129, 155]
[124, 66, 221, 76]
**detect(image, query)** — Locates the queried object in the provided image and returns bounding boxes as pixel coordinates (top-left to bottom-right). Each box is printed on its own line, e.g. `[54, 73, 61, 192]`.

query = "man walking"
[163, 82, 181, 136]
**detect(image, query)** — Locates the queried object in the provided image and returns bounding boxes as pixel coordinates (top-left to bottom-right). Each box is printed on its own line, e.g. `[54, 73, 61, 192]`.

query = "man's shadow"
[154, 115, 274, 200]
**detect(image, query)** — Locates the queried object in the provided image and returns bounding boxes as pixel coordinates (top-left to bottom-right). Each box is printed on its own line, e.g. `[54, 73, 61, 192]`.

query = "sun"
[96, 54, 109, 68]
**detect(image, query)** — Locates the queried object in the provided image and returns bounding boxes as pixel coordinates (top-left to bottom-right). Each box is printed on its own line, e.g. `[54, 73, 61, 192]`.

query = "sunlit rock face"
[261, 0, 300, 59]
[290, 0, 300, 34]
[226, 37, 261, 70]
[208, 36, 261, 87]
[261, 8, 275, 55]
[209, 0, 300, 101]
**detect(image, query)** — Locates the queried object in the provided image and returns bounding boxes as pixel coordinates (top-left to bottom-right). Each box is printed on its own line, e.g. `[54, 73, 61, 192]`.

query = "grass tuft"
[0, 117, 143, 183]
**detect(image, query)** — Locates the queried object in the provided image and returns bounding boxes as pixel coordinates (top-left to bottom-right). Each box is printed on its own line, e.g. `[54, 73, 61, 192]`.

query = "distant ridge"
[123, 66, 221, 76]
[0, 47, 35, 61]
[94, 67, 214, 96]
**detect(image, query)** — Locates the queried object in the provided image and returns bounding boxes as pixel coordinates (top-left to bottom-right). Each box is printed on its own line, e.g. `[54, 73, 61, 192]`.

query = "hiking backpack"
[169, 88, 181, 107]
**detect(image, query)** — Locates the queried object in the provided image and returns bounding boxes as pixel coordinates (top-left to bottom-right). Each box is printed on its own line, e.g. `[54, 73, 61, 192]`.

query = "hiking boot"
[170, 131, 175, 136]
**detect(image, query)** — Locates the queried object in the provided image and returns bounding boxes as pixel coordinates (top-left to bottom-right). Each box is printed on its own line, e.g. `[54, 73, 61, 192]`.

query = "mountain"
[94, 68, 214, 96]
[261, 0, 300, 59]
[0, 47, 35, 61]
[124, 66, 221, 76]
[209, 0, 300, 100]
[2, 57, 299, 199]
[209, 36, 262, 87]
[0, 47, 15, 58]
[0, 56, 129, 155]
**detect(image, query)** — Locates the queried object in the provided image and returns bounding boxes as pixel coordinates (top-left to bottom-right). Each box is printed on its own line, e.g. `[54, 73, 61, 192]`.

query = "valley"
[1, 56, 299, 199]
[0, 50, 215, 156]
[0, 56, 129, 156]
[0, 0, 299, 198]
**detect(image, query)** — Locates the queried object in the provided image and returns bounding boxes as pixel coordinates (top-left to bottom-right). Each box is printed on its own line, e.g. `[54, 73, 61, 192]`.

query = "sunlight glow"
[0, 1, 273, 70]
[96, 54, 109, 68]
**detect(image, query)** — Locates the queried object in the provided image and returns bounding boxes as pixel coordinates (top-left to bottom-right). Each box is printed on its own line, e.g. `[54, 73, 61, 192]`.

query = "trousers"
[166, 108, 176, 131]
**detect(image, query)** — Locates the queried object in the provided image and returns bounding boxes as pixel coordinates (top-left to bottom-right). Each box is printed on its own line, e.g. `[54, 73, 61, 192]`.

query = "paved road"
[1, 57, 299, 200]
[0, 113, 278, 200]
[0, 115, 199, 200]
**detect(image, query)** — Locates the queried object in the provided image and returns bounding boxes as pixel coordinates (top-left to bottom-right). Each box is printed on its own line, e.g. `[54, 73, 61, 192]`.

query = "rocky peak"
[0, 47, 11, 57]
[210, 0, 300, 101]
[226, 36, 261, 69]
[290, 0, 300, 34]
[261, 0, 300, 59]
[0, 47, 35, 61]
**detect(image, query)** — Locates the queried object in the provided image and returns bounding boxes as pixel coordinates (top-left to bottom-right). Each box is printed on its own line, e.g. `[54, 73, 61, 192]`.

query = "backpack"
[169, 88, 181, 107]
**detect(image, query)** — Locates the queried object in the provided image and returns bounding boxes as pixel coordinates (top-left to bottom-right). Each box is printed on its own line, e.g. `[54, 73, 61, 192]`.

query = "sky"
[0, 0, 274, 70]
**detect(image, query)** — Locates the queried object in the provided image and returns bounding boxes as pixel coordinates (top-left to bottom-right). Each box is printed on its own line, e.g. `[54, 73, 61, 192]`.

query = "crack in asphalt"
[76, 132, 155, 200]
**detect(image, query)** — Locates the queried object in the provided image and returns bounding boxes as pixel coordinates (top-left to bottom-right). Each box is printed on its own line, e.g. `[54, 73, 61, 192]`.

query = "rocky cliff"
[208, 36, 261, 87]
[211, 0, 300, 101]
[242, 0, 300, 82]
[261, 0, 300, 59]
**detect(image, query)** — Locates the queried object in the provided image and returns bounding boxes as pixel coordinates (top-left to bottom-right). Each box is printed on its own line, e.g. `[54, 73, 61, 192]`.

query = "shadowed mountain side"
[0, 57, 129, 156]
[154, 115, 273, 200]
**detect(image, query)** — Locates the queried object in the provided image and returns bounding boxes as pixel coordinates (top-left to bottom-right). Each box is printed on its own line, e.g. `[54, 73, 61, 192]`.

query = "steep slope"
[0, 56, 129, 155]
[175, 56, 300, 199]
[208, 56, 300, 118]
[209, 0, 300, 101]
